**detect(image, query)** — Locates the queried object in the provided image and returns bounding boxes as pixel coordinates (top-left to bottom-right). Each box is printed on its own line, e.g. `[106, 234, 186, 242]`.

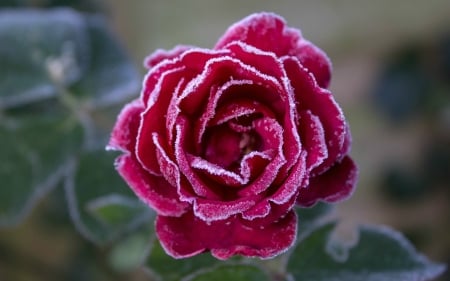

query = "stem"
[45, 56, 96, 150]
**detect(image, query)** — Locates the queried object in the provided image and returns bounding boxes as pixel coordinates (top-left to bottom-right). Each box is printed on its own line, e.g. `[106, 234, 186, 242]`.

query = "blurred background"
[1, 0, 449, 280]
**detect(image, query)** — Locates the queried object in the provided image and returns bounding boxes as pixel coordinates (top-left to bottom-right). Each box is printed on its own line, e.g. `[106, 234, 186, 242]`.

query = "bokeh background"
[1, 0, 449, 280]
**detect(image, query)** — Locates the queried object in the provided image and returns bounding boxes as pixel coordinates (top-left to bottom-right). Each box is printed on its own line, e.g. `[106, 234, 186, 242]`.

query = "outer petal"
[296, 156, 358, 207]
[298, 110, 328, 173]
[144, 45, 194, 69]
[115, 155, 188, 216]
[106, 99, 143, 153]
[283, 57, 346, 175]
[242, 151, 306, 223]
[156, 210, 297, 260]
[215, 12, 331, 88]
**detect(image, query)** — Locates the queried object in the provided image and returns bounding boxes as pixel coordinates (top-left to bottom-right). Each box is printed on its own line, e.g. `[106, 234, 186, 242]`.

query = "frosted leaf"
[287, 223, 446, 281]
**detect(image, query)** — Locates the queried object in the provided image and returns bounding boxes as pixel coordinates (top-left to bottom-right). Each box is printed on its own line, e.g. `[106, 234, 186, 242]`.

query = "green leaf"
[287, 222, 446, 281]
[108, 226, 153, 272]
[0, 115, 83, 226]
[146, 240, 219, 281]
[0, 9, 89, 109]
[65, 150, 153, 244]
[0, 0, 105, 12]
[86, 194, 147, 227]
[69, 15, 140, 108]
[0, 9, 139, 110]
[296, 202, 333, 236]
[185, 264, 271, 281]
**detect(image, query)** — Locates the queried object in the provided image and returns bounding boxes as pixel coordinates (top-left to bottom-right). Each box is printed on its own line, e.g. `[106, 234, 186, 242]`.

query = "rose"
[108, 12, 357, 260]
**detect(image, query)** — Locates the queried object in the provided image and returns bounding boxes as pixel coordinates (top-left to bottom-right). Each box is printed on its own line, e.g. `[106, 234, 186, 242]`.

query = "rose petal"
[193, 196, 259, 222]
[144, 45, 193, 69]
[241, 151, 305, 222]
[156, 210, 297, 260]
[290, 40, 332, 88]
[296, 156, 358, 207]
[223, 42, 302, 182]
[225, 41, 285, 82]
[215, 12, 292, 55]
[189, 155, 248, 186]
[194, 79, 254, 148]
[136, 67, 186, 174]
[142, 48, 229, 106]
[115, 155, 188, 216]
[177, 56, 283, 116]
[242, 191, 298, 226]
[107, 99, 144, 153]
[283, 57, 346, 175]
[175, 117, 223, 199]
[215, 12, 331, 88]
[238, 118, 286, 197]
[153, 133, 179, 187]
[299, 110, 328, 173]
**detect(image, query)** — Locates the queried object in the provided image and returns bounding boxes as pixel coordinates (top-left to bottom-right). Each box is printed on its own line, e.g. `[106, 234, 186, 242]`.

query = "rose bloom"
[108, 12, 357, 260]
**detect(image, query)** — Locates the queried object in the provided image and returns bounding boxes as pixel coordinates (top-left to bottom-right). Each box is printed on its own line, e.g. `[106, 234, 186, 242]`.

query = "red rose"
[108, 12, 357, 259]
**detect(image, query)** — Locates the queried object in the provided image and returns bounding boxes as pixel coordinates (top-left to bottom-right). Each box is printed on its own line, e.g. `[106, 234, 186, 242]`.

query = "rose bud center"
[203, 117, 262, 170]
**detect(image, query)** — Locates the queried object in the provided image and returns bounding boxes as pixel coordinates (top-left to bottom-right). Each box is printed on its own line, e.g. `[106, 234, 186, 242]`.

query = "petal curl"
[215, 12, 331, 88]
[136, 67, 186, 174]
[115, 155, 188, 216]
[299, 110, 328, 173]
[107, 99, 143, 153]
[156, 210, 297, 260]
[238, 118, 286, 197]
[241, 151, 306, 222]
[144, 45, 193, 69]
[283, 57, 346, 175]
[296, 156, 358, 207]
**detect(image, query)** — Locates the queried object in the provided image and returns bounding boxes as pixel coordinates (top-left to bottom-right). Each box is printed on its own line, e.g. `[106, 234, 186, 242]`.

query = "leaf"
[0, 9, 139, 110]
[86, 194, 148, 227]
[0, 115, 83, 226]
[287, 222, 446, 281]
[184, 264, 271, 281]
[296, 202, 334, 235]
[69, 15, 140, 108]
[146, 240, 219, 281]
[0, 9, 89, 109]
[65, 150, 153, 244]
[0, 0, 106, 13]
[108, 225, 153, 272]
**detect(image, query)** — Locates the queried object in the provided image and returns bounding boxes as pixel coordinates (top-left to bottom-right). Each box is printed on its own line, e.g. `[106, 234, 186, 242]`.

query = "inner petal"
[203, 123, 262, 169]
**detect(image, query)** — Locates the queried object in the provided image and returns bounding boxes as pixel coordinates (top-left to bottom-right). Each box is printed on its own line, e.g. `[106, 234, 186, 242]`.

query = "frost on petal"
[142, 48, 227, 106]
[107, 99, 144, 153]
[225, 41, 285, 82]
[291, 40, 332, 88]
[299, 110, 328, 173]
[283, 57, 346, 175]
[193, 197, 258, 222]
[242, 152, 305, 223]
[175, 118, 223, 200]
[296, 156, 358, 207]
[238, 118, 286, 197]
[190, 155, 248, 186]
[136, 67, 185, 174]
[242, 191, 298, 226]
[115, 155, 188, 216]
[270, 151, 306, 204]
[144, 45, 193, 69]
[215, 12, 292, 55]
[177, 56, 283, 117]
[215, 12, 331, 88]
[194, 79, 254, 146]
[153, 133, 179, 187]
[156, 210, 297, 260]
